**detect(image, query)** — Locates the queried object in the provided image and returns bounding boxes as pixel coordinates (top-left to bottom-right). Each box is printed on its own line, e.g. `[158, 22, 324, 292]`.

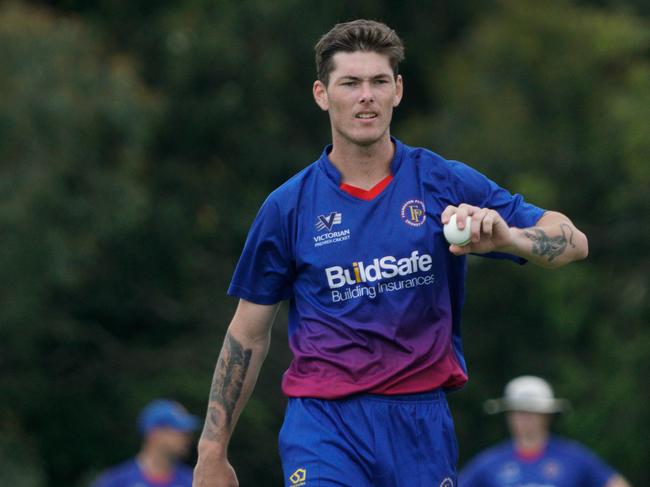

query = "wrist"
[499, 227, 523, 256]
[197, 438, 229, 460]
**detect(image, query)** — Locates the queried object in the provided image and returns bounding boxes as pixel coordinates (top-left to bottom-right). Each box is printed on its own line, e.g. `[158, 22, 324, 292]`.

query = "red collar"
[339, 174, 393, 201]
[515, 444, 547, 462]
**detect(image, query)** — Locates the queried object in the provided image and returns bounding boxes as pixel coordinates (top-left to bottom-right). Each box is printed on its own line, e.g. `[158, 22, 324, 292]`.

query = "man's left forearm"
[506, 211, 589, 268]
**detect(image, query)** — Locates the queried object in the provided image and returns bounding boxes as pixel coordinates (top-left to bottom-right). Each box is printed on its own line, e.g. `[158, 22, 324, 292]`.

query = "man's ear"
[313, 80, 329, 111]
[393, 74, 404, 108]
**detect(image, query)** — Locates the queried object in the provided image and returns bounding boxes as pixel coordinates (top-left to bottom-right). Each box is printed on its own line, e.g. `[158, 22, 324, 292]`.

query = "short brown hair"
[315, 19, 405, 86]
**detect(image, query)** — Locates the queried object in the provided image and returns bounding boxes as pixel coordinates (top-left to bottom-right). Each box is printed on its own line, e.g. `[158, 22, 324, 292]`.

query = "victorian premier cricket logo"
[325, 250, 435, 302]
[314, 211, 351, 247]
[316, 211, 342, 231]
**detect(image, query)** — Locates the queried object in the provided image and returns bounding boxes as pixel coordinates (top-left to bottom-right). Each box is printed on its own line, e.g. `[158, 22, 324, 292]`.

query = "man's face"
[149, 427, 194, 459]
[506, 411, 552, 441]
[313, 51, 403, 148]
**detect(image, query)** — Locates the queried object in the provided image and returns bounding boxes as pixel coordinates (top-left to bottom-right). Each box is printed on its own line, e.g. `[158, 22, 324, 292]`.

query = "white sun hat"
[484, 375, 570, 414]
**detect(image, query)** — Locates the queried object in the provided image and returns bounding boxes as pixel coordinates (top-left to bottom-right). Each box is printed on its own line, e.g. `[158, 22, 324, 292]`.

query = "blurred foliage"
[0, 427, 46, 487]
[1, 0, 648, 486]
[0, 2, 155, 485]
[420, 0, 650, 482]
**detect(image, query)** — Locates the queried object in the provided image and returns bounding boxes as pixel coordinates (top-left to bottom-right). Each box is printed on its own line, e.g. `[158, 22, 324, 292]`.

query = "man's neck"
[328, 134, 394, 190]
[513, 432, 549, 457]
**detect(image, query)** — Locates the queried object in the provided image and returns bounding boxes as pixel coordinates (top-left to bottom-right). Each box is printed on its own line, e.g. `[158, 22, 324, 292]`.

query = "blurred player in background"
[192, 20, 588, 487]
[460, 376, 631, 487]
[91, 399, 198, 487]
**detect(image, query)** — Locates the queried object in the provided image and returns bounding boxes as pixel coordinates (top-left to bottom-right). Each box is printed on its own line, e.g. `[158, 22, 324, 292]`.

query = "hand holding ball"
[443, 214, 472, 246]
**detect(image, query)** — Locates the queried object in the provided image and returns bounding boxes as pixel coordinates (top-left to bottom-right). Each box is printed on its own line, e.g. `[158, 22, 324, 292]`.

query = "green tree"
[402, 1, 650, 483]
[0, 3, 154, 485]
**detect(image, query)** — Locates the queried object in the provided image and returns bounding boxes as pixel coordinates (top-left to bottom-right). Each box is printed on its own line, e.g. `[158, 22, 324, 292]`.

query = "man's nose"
[359, 82, 374, 103]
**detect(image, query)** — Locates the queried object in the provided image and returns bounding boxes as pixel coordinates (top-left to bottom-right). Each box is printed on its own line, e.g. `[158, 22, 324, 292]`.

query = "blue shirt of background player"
[91, 459, 193, 487]
[460, 435, 615, 487]
[90, 399, 198, 487]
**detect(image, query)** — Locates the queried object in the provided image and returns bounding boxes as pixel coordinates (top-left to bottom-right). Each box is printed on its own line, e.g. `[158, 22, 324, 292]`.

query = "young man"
[92, 399, 199, 487]
[193, 20, 588, 487]
[460, 376, 631, 487]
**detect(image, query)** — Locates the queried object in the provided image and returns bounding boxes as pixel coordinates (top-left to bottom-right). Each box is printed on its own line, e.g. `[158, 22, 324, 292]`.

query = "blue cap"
[137, 399, 200, 435]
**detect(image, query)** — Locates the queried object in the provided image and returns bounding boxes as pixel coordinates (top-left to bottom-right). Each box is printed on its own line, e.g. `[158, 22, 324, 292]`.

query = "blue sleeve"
[175, 464, 195, 487]
[449, 160, 545, 229]
[574, 445, 616, 487]
[227, 194, 294, 304]
[449, 160, 546, 263]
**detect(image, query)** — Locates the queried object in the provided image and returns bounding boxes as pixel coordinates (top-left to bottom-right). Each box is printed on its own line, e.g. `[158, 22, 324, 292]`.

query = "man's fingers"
[449, 243, 472, 255]
[480, 209, 500, 238]
[442, 205, 502, 242]
[454, 204, 473, 229]
[440, 205, 458, 225]
[467, 208, 485, 241]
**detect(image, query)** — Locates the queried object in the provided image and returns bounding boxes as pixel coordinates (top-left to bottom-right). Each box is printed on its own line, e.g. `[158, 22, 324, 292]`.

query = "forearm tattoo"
[201, 333, 252, 441]
[524, 223, 575, 262]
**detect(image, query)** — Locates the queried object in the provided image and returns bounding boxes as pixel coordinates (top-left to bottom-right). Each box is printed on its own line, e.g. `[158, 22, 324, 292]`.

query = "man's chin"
[342, 130, 388, 147]
[166, 447, 190, 460]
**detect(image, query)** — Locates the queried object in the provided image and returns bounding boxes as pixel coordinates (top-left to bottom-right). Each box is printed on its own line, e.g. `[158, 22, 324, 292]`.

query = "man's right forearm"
[195, 299, 278, 476]
[193, 300, 278, 487]
[197, 328, 270, 457]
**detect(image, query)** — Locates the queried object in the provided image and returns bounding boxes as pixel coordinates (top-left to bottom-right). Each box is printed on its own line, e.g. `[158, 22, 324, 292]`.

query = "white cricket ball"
[443, 214, 472, 246]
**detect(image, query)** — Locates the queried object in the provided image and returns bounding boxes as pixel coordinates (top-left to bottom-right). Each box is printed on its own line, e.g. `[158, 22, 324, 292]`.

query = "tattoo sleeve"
[523, 223, 576, 262]
[201, 332, 252, 442]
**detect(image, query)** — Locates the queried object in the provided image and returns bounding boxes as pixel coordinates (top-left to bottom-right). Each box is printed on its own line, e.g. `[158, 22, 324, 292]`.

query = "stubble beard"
[332, 120, 391, 149]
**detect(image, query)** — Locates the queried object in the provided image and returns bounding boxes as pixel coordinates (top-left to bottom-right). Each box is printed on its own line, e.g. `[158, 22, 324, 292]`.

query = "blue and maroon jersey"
[228, 138, 544, 399]
[460, 436, 616, 487]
